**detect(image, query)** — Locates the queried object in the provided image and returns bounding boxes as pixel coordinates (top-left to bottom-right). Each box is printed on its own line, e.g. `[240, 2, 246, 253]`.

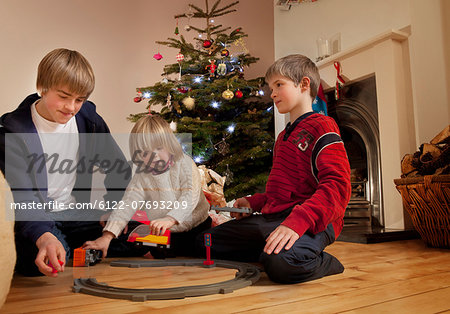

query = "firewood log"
[400, 126, 450, 178]
[430, 125, 450, 145]
[417, 144, 449, 176]
[420, 143, 442, 163]
[401, 154, 416, 177]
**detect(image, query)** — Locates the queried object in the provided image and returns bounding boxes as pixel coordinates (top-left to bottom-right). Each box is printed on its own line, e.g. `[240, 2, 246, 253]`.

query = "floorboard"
[2, 239, 449, 313]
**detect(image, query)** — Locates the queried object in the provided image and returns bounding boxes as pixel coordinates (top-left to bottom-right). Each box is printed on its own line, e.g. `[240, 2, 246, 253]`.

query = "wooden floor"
[2, 239, 450, 313]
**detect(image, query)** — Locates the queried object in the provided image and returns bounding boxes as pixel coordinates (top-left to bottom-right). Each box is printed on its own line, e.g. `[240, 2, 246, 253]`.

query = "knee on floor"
[261, 252, 312, 284]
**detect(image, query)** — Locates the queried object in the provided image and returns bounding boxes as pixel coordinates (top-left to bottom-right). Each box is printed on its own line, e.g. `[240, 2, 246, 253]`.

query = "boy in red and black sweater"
[196, 54, 351, 284]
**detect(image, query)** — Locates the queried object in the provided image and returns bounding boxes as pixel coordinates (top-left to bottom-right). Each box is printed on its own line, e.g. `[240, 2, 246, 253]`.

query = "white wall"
[444, 0, 450, 123]
[274, 0, 411, 60]
[409, 0, 450, 145]
[0, 0, 274, 134]
[273, 0, 449, 144]
[273, 0, 411, 134]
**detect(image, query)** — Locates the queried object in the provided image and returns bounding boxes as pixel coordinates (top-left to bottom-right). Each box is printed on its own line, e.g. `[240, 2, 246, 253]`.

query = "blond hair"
[265, 54, 320, 99]
[36, 48, 95, 97]
[129, 115, 184, 165]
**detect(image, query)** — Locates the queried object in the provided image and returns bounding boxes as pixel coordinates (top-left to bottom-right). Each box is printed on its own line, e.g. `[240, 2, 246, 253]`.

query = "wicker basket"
[394, 175, 450, 248]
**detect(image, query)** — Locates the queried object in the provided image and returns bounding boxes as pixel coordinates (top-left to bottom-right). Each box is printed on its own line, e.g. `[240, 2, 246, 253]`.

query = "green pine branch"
[209, 0, 222, 14]
[209, 24, 224, 32]
[212, 9, 237, 17]
[188, 3, 207, 16]
[211, 1, 239, 16]
[188, 25, 206, 33]
[211, 27, 232, 35]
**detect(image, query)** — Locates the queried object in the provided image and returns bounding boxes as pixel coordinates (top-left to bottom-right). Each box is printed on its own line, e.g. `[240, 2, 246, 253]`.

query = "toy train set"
[71, 207, 260, 301]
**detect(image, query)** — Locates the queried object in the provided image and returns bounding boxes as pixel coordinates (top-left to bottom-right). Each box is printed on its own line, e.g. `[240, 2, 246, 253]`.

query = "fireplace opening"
[341, 125, 371, 226]
[325, 76, 383, 229]
[342, 127, 368, 197]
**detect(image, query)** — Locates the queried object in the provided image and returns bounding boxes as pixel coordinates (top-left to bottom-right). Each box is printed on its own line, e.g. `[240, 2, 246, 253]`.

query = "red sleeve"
[244, 193, 267, 212]
[281, 140, 351, 236]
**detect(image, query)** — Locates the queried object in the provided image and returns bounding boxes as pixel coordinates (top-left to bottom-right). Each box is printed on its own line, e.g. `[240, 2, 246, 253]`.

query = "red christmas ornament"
[134, 90, 143, 103]
[203, 40, 213, 48]
[153, 53, 163, 60]
[177, 86, 189, 94]
[176, 52, 184, 62]
[235, 89, 243, 98]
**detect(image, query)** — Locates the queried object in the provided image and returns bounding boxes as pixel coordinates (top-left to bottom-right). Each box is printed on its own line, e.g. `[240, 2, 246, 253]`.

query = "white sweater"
[104, 154, 210, 237]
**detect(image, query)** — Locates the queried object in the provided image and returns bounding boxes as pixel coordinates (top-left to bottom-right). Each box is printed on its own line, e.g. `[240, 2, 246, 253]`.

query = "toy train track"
[72, 259, 261, 301]
[211, 205, 253, 214]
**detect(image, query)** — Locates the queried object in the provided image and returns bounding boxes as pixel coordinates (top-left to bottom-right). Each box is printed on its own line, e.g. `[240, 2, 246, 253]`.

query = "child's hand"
[35, 232, 66, 277]
[231, 198, 252, 220]
[149, 216, 177, 236]
[82, 231, 114, 258]
[264, 225, 299, 255]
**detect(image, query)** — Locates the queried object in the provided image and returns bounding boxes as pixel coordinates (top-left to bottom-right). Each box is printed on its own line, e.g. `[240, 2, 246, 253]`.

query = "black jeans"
[195, 210, 344, 284]
[15, 209, 148, 276]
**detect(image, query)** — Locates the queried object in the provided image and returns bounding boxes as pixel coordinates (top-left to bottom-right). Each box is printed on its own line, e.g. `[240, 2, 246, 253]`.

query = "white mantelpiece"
[318, 29, 414, 229]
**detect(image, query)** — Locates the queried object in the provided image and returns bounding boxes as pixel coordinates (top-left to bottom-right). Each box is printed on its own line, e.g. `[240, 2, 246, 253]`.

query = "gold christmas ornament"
[182, 96, 195, 110]
[222, 89, 234, 100]
[173, 101, 182, 114]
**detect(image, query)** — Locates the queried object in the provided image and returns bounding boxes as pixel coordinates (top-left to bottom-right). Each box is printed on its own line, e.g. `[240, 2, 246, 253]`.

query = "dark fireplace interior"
[324, 76, 419, 243]
[341, 126, 371, 224]
[342, 126, 368, 200]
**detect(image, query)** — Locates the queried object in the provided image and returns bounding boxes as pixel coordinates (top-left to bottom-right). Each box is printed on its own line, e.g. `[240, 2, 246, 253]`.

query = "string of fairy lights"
[133, 4, 272, 165]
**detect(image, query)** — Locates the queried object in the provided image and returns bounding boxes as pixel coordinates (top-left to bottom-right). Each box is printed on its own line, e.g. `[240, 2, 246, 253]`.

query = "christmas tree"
[128, 0, 274, 200]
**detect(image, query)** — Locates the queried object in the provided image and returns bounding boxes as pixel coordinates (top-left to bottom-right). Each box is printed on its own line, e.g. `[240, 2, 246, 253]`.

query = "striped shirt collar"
[283, 111, 315, 141]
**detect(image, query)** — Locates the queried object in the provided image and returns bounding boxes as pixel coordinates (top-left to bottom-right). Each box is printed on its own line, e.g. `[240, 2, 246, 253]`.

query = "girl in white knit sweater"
[83, 115, 211, 258]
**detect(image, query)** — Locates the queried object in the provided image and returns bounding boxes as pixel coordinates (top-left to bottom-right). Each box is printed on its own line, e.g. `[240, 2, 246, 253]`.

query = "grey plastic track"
[72, 259, 260, 302]
[211, 205, 254, 214]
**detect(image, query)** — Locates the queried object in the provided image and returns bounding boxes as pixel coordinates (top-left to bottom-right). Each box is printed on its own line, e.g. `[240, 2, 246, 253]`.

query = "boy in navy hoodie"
[0, 48, 138, 276]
